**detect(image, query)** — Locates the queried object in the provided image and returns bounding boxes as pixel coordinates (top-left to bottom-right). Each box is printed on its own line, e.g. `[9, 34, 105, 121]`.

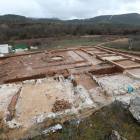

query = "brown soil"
[1, 44, 140, 139]
[0, 59, 4, 63]
[88, 66, 117, 75]
[55, 69, 69, 78]
[74, 74, 98, 90]
[116, 60, 140, 67]
[4, 74, 46, 83]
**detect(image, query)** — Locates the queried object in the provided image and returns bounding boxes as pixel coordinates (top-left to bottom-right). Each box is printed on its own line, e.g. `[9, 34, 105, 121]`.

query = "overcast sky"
[1, 0, 140, 20]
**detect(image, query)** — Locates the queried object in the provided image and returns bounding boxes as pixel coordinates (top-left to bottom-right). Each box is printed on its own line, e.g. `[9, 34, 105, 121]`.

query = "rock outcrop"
[129, 93, 140, 124]
[110, 130, 127, 140]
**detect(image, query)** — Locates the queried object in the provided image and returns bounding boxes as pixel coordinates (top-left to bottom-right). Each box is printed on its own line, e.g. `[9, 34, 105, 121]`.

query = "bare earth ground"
[0, 43, 140, 139]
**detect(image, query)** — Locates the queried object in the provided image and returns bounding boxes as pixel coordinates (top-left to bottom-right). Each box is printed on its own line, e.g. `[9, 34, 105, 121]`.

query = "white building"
[0, 44, 13, 54]
[30, 46, 38, 50]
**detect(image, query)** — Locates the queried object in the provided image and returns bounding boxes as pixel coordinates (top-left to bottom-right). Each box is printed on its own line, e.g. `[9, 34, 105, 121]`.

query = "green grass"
[40, 41, 100, 50]
[104, 37, 140, 52]
[0, 127, 4, 134]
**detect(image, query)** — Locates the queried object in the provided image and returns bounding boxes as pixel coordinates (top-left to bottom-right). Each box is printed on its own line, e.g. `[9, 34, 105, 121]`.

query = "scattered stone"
[52, 99, 72, 113]
[22, 79, 35, 85]
[36, 115, 44, 123]
[63, 118, 81, 126]
[42, 124, 62, 136]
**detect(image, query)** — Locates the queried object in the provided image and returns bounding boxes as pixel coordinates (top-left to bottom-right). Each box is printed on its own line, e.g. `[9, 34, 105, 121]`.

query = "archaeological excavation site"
[0, 44, 140, 139]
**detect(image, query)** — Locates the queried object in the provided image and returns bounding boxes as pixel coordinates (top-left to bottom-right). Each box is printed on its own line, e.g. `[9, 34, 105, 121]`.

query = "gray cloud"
[0, 0, 140, 19]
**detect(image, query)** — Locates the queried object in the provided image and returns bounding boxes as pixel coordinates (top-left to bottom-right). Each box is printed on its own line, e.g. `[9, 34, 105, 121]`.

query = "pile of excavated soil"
[52, 99, 72, 113]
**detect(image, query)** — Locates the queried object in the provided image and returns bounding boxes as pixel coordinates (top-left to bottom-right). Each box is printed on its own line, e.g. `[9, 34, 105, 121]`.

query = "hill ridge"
[0, 13, 140, 25]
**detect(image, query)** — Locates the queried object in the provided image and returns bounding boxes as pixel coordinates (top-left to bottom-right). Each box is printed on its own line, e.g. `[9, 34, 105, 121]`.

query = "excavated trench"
[55, 69, 69, 79]
[6, 87, 22, 122]
[88, 66, 118, 75]
[4, 70, 70, 84]
[4, 74, 47, 84]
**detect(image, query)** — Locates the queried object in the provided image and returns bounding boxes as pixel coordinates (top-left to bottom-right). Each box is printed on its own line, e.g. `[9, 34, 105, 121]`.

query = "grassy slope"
[32, 102, 140, 140]
[104, 40, 140, 52]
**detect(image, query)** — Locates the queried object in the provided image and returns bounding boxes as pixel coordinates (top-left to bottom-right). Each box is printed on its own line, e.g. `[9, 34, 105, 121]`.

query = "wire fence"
[104, 36, 140, 52]
[39, 37, 100, 50]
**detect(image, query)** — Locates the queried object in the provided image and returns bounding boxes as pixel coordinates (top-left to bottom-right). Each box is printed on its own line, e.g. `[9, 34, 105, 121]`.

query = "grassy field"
[104, 36, 140, 52]
[39, 38, 100, 50]
[44, 41, 100, 50]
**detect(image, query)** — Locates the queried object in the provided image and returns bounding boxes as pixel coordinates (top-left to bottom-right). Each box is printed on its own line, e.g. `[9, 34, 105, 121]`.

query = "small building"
[30, 46, 38, 50]
[13, 45, 26, 51]
[0, 44, 13, 54]
[0, 54, 4, 57]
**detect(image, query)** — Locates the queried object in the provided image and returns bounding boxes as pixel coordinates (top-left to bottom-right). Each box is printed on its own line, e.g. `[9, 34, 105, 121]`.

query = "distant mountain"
[30, 17, 61, 23]
[1, 13, 140, 25]
[30, 13, 140, 25]
[0, 14, 33, 24]
[90, 13, 140, 25]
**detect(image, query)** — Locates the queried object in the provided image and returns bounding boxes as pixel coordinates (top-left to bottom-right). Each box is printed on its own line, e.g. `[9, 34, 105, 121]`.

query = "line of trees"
[0, 23, 140, 43]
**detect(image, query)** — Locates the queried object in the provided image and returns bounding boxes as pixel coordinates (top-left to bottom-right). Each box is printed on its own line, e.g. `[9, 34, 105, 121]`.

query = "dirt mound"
[52, 99, 72, 113]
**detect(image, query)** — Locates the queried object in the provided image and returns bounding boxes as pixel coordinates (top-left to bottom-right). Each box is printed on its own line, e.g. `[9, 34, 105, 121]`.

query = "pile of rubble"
[52, 99, 72, 113]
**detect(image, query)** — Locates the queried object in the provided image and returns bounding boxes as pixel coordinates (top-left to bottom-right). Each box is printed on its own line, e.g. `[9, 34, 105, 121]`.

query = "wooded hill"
[1, 13, 140, 25]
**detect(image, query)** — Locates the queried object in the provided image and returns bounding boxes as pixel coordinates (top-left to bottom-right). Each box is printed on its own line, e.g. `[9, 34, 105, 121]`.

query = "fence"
[104, 36, 140, 52]
[39, 37, 100, 50]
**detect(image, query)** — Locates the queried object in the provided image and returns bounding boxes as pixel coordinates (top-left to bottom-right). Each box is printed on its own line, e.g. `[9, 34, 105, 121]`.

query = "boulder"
[42, 124, 62, 136]
[110, 130, 127, 140]
[129, 93, 140, 124]
[110, 130, 121, 140]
